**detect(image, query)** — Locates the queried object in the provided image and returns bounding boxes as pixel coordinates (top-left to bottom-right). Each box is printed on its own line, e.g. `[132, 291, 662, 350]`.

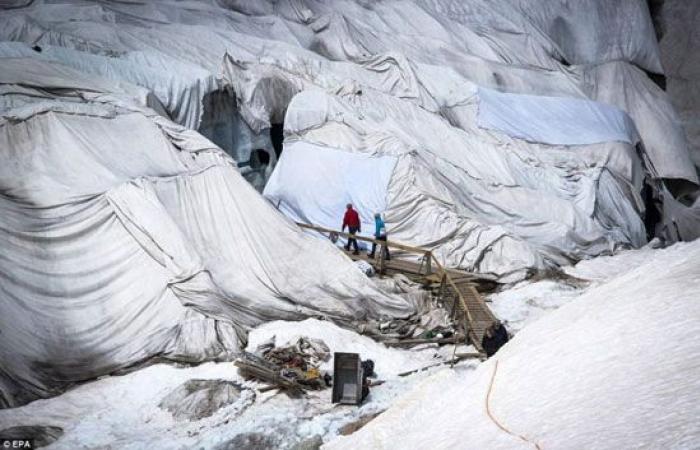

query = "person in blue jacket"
[368, 213, 390, 260]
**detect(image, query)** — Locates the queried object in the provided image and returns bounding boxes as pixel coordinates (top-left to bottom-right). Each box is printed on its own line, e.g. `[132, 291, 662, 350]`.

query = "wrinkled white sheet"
[0, 0, 698, 411]
[656, 0, 700, 169]
[477, 87, 639, 146]
[264, 142, 397, 235]
[269, 87, 647, 280]
[577, 61, 697, 182]
[0, 0, 696, 281]
[0, 58, 415, 408]
[0, 0, 690, 177]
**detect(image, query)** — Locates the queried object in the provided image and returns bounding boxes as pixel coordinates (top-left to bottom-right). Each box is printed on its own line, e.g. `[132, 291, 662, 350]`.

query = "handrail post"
[425, 251, 432, 275]
[379, 242, 386, 275]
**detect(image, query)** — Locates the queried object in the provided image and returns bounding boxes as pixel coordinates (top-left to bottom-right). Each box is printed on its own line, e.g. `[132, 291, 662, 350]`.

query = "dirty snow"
[0, 319, 475, 449]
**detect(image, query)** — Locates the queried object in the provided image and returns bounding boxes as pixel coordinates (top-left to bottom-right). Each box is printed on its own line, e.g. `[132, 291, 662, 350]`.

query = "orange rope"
[486, 360, 542, 450]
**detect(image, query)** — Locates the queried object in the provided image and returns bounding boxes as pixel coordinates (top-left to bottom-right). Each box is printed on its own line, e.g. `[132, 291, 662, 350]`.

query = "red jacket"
[343, 208, 361, 230]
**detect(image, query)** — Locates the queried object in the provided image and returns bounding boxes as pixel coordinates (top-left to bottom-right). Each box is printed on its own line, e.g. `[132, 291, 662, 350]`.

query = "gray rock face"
[0, 425, 63, 448]
[158, 379, 249, 421]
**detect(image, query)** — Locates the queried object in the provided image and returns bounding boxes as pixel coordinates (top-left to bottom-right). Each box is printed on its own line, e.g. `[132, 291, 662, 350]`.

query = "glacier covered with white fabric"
[1, 0, 699, 410]
[0, 57, 417, 407]
[1, 0, 697, 282]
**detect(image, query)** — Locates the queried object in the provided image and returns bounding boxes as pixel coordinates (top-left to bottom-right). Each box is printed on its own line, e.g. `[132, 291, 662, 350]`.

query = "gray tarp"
[0, 0, 693, 180]
[0, 58, 417, 408]
[0, 0, 696, 276]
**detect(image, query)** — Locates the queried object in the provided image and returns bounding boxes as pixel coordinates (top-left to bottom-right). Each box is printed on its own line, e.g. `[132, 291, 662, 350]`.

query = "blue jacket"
[374, 217, 386, 237]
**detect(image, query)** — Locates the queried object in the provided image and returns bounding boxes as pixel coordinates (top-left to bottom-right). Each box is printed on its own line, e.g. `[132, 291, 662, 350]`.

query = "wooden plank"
[429, 256, 496, 352]
[341, 249, 429, 278]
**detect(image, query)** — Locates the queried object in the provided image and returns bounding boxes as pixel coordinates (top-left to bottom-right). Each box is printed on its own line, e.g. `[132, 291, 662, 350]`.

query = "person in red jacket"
[342, 203, 361, 254]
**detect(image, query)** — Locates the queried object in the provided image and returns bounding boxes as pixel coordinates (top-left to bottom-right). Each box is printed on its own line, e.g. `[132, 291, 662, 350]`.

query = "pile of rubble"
[235, 337, 333, 393]
[235, 336, 381, 405]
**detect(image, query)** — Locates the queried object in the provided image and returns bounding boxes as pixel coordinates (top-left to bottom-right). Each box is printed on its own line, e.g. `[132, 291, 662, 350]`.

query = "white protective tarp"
[0, 57, 416, 408]
[0, 0, 697, 282]
[0, 0, 692, 179]
[268, 87, 648, 280]
[576, 61, 697, 182]
[476, 87, 639, 146]
[264, 142, 397, 234]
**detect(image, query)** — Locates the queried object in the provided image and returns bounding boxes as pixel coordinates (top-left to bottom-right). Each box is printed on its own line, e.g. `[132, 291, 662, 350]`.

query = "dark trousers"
[369, 234, 390, 260]
[345, 226, 359, 252]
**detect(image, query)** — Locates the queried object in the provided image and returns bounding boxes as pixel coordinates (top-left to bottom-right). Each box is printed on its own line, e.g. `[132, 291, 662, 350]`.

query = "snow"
[490, 241, 696, 334]
[488, 279, 586, 333]
[0, 1, 697, 447]
[0, 318, 473, 449]
[0, 362, 246, 449]
[1, 242, 697, 448]
[564, 240, 695, 282]
[325, 240, 700, 449]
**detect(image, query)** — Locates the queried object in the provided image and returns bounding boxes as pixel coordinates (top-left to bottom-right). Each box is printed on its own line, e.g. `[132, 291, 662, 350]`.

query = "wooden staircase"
[440, 275, 496, 352]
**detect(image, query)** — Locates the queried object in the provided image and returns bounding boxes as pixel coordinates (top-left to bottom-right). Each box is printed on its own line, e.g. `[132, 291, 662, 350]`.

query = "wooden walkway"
[297, 222, 498, 352]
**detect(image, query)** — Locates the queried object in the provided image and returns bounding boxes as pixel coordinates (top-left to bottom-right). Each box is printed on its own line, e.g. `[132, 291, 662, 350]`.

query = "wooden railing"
[296, 221, 493, 352]
[296, 222, 433, 274]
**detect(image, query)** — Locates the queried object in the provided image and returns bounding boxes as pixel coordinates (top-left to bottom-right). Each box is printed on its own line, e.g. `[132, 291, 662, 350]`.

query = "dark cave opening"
[270, 123, 284, 158]
[250, 148, 271, 170]
[642, 179, 663, 241]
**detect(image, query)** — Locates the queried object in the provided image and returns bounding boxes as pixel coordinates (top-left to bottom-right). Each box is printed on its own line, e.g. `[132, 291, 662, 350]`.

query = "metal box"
[331, 352, 363, 405]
